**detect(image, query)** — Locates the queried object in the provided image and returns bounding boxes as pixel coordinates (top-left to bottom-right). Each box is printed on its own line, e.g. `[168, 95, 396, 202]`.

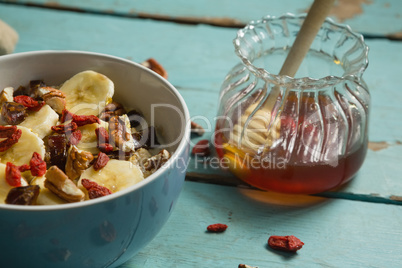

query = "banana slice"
[76, 119, 108, 154]
[0, 163, 29, 204]
[59, 70, 114, 116]
[19, 104, 59, 139]
[0, 126, 45, 166]
[77, 159, 144, 198]
[30, 176, 66, 205]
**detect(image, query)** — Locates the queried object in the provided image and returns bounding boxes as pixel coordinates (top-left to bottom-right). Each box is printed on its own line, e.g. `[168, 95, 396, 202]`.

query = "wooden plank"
[121, 181, 402, 267]
[0, 4, 401, 202]
[3, 0, 402, 37]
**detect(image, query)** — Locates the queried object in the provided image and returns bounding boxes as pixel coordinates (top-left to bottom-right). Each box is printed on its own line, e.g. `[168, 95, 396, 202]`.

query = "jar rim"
[233, 13, 369, 87]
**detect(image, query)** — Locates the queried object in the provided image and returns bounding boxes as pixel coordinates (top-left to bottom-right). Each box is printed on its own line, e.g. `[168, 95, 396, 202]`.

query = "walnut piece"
[40, 87, 66, 114]
[0, 87, 14, 106]
[65, 146, 94, 181]
[44, 165, 85, 202]
[143, 149, 171, 177]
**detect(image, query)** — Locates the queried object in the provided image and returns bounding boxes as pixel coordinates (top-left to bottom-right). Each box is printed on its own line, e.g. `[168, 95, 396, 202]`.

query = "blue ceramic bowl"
[0, 51, 190, 268]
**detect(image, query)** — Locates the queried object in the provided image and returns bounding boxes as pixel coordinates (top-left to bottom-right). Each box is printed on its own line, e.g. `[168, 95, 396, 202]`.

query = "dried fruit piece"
[1, 102, 27, 125]
[51, 122, 78, 134]
[268, 235, 304, 252]
[65, 146, 94, 181]
[126, 109, 145, 128]
[97, 143, 114, 153]
[29, 152, 47, 177]
[192, 139, 210, 156]
[0, 128, 22, 152]
[93, 152, 109, 171]
[5, 162, 22, 187]
[138, 126, 160, 149]
[95, 127, 109, 144]
[68, 129, 82, 146]
[141, 58, 168, 79]
[14, 95, 45, 111]
[191, 121, 205, 136]
[81, 178, 112, 199]
[44, 165, 85, 202]
[60, 109, 100, 126]
[44, 134, 69, 171]
[5, 185, 40, 205]
[207, 223, 228, 233]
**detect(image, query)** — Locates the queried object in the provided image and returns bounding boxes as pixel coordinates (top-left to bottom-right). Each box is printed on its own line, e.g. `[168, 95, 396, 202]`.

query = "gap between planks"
[0, 0, 400, 40]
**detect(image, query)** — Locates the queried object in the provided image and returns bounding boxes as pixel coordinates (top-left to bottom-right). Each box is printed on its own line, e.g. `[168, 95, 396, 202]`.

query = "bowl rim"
[0, 50, 191, 211]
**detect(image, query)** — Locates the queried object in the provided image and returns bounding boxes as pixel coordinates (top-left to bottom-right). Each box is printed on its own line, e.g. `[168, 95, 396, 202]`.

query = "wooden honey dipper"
[230, 0, 335, 153]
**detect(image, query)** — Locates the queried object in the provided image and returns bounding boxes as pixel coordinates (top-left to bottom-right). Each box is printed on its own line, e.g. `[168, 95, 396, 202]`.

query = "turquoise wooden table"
[1, 0, 401, 267]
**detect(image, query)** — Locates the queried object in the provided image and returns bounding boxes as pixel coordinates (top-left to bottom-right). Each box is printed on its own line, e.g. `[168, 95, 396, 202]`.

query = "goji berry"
[18, 164, 30, 173]
[29, 152, 47, 177]
[95, 127, 109, 144]
[60, 109, 100, 126]
[268, 235, 304, 252]
[81, 178, 112, 199]
[14, 95, 45, 111]
[5, 162, 22, 187]
[207, 223, 228, 233]
[98, 143, 114, 153]
[192, 139, 210, 156]
[51, 122, 78, 134]
[68, 129, 82, 146]
[72, 114, 100, 127]
[93, 152, 109, 171]
[60, 109, 74, 123]
[0, 128, 22, 152]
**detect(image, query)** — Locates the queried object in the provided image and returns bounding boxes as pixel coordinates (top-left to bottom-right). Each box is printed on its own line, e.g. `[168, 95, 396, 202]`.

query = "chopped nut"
[40, 87, 66, 114]
[143, 149, 170, 177]
[65, 146, 94, 181]
[109, 115, 137, 152]
[44, 165, 85, 202]
[0, 87, 14, 106]
[99, 101, 126, 121]
[141, 58, 168, 79]
[191, 121, 205, 136]
[129, 148, 152, 168]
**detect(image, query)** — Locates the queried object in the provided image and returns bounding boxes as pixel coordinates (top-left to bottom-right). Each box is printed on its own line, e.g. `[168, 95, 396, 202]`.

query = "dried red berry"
[93, 152, 109, 171]
[81, 178, 112, 199]
[207, 223, 228, 233]
[29, 152, 47, 177]
[60, 109, 74, 123]
[98, 143, 114, 153]
[95, 127, 109, 144]
[14, 95, 45, 111]
[60, 109, 100, 126]
[192, 139, 211, 156]
[73, 114, 100, 127]
[0, 128, 22, 152]
[51, 122, 78, 134]
[68, 129, 82, 146]
[268, 235, 304, 252]
[5, 162, 22, 187]
[18, 164, 31, 173]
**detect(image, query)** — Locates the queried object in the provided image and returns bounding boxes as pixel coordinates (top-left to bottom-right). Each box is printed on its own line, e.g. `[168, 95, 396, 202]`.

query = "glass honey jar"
[214, 14, 370, 194]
